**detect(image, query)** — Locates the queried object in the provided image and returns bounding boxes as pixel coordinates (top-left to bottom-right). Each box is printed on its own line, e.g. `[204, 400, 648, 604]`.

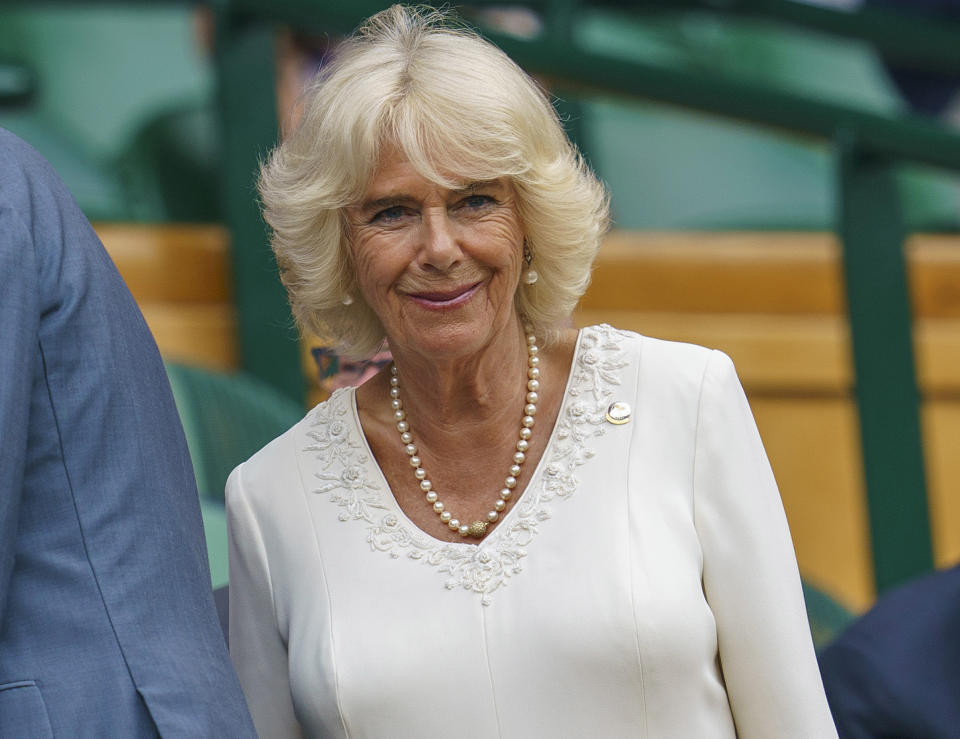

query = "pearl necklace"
[389, 332, 541, 539]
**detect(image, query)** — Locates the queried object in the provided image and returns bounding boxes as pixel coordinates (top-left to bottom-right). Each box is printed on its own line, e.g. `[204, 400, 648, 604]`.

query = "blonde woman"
[227, 6, 837, 737]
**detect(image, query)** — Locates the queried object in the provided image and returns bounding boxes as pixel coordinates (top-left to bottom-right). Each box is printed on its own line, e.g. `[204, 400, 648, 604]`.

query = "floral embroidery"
[306, 390, 384, 523]
[306, 325, 632, 604]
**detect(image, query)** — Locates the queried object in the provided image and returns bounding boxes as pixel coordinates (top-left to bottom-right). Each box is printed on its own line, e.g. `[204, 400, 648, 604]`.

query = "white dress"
[227, 325, 837, 738]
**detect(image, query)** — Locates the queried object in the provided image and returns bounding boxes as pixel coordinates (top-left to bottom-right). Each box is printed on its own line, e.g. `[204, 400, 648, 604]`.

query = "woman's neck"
[382, 319, 531, 443]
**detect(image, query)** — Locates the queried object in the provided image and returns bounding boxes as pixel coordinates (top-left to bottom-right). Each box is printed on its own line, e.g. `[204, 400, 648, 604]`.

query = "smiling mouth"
[407, 281, 482, 309]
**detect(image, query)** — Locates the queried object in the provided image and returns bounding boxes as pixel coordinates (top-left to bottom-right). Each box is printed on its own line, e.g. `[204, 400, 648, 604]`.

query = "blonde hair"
[259, 4, 609, 358]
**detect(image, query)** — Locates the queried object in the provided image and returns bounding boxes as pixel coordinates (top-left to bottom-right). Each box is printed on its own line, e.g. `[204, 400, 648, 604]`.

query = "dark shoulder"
[823, 565, 960, 657]
[819, 565, 960, 735]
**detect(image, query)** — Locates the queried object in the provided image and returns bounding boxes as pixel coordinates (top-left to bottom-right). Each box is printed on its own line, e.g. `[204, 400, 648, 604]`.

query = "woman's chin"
[381, 281, 521, 361]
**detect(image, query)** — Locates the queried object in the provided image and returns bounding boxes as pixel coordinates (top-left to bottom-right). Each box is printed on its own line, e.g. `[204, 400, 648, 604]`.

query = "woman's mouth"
[407, 281, 482, 309]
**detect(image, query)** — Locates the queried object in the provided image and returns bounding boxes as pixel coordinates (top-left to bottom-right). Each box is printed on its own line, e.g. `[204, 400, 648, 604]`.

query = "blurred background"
[3, 0, 959, 647]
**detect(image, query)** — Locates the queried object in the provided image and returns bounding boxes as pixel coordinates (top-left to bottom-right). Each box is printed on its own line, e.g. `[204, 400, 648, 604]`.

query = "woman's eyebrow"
[357, 194, 415, 212]
[454, 180, 502, 195]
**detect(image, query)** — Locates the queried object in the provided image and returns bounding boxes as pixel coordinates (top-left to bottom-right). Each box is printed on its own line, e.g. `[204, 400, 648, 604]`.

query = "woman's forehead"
[363, 143, 509, 195]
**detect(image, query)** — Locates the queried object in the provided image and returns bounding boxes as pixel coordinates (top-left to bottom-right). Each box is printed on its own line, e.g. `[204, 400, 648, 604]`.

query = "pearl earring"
[341, 294, 354, 306]
[522, 242, 538, 285]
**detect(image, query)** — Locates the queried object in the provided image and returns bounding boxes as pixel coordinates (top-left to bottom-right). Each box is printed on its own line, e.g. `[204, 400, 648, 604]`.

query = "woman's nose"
[419, 210, 461, 271]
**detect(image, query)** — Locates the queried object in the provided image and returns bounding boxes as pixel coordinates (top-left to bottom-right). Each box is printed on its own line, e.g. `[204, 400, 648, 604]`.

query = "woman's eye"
[460, 194, 495, 210]
[372, 205, 408, 223]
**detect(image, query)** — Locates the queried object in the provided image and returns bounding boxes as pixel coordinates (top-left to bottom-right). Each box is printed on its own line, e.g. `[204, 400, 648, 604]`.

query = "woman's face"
[346, 148, 525, 362]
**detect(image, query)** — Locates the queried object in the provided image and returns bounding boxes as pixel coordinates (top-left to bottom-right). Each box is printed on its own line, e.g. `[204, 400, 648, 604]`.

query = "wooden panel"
[922, 402, 960, 568]
[138, 303, 238, 370]
[751, 397, 874, 612]
[582, 232, 843, 315]
[94, 223, 239, 369]
[583, 231, 960, 318]
[916, 320, 960, 395]
[910, 235, 960, 318]
[94, 223, 232, 303]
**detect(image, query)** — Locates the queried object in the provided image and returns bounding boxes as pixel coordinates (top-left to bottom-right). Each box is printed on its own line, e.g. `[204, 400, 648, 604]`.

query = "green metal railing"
[212, 11, 303, 409]
[212, 0, 960, 594]
[652, 0, 960, 73]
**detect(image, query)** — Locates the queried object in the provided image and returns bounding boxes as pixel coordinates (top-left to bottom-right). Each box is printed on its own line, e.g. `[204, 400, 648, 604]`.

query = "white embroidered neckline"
[304, 324, 631, 604]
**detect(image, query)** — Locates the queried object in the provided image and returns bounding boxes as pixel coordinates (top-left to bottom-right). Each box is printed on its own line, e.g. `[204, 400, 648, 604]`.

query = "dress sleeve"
[692, 350, 837, 738]
[227, 465, 305, 738]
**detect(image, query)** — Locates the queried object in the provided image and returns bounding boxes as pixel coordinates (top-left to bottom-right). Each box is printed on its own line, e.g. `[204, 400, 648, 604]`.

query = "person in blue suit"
[819, 564, 960, 739]
[0, 129, 256, 736]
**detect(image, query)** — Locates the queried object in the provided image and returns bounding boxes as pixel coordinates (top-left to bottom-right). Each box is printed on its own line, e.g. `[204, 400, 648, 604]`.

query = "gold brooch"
[605, 401, 631, 425]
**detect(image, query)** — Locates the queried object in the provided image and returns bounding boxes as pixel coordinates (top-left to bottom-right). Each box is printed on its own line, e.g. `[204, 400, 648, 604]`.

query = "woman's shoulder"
[229, 386, 359, 499]
[575, 324, 739, 412]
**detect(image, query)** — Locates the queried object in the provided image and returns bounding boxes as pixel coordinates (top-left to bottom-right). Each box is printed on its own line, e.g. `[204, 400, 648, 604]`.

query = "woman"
[227, 6, 837, 737]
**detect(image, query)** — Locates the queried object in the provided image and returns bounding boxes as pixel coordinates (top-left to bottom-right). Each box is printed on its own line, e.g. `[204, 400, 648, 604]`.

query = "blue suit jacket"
[819, 564, 960, 739]
[0, 130, 256, 737]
